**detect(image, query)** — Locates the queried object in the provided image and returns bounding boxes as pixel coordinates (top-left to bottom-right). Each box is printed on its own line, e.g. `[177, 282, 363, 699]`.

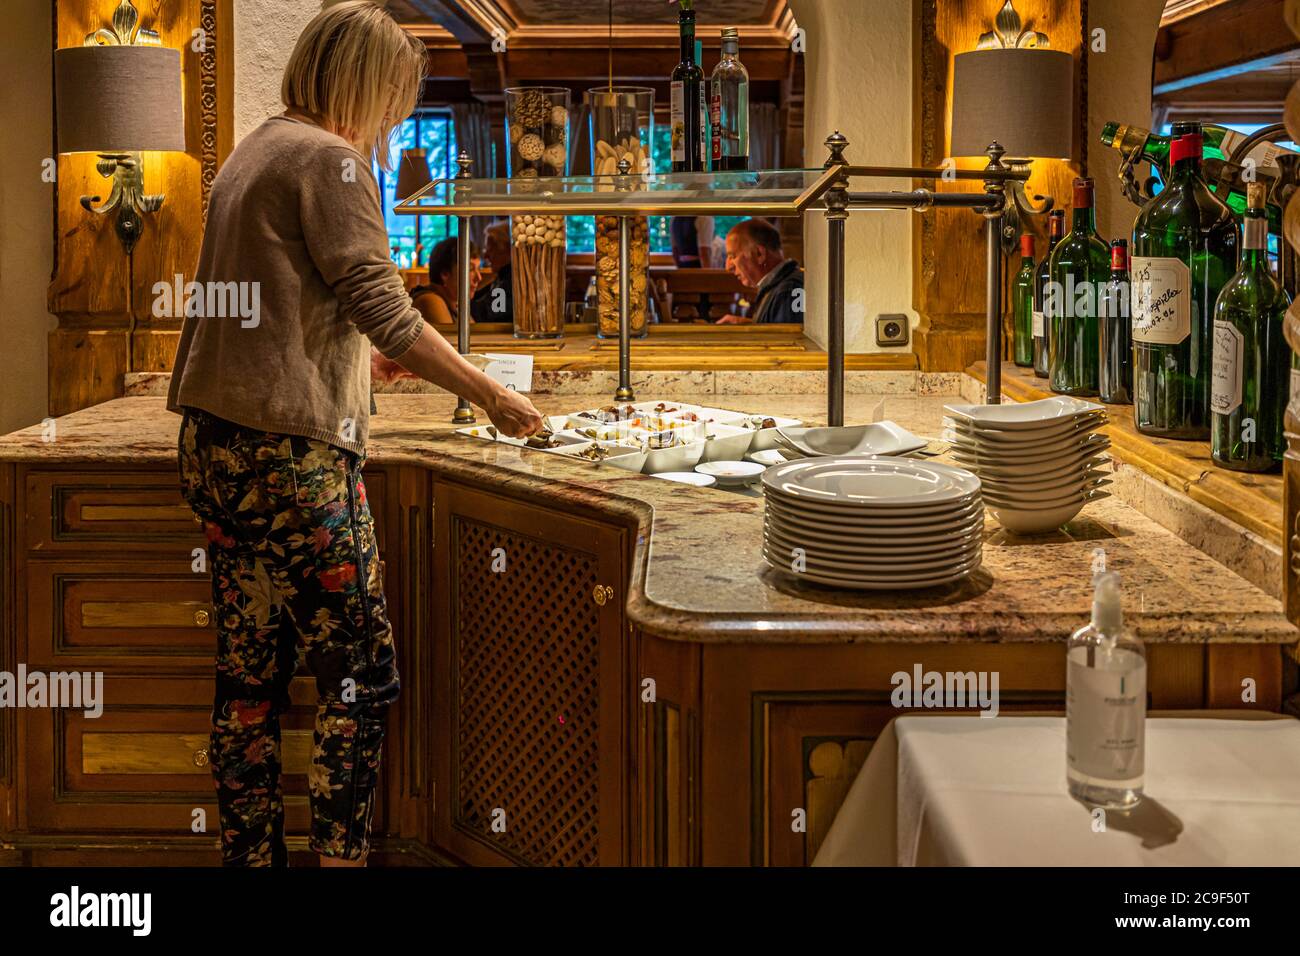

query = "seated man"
[715, 218, 803, 325]
[470, 221, 513, 323]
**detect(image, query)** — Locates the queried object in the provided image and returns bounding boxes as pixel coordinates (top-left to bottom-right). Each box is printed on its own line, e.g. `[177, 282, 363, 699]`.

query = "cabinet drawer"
[26, 562, 214, 666]
[21, 676, 318, 834]
[25, 470, 203, 553]
[25, 467, 388, 554]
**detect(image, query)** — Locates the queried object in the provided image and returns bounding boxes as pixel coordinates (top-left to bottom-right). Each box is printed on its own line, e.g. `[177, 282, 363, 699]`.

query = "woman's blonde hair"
[281, 1, 427, 171]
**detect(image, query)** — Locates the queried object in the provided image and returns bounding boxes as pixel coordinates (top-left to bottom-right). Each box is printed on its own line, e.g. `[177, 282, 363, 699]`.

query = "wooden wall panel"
[48, 0, 233, 415]
[912, 0, 1085, 372]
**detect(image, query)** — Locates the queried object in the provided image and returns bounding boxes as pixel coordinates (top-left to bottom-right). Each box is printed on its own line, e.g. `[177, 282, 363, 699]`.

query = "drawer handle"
[194, 609, 211, 627]
[193, 748, 209, 768]
[592, 584, 614, 607]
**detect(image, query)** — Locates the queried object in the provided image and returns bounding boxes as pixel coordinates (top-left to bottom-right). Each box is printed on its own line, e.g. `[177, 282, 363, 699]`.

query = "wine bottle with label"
[670, 1, 704, 173]
[1099, 239, 1133, 405]
[1013, 235, 1036, 367]
[1131, 125, 1240, 439]
[1032, 210, 1065, 379]
[710, 27, 749, 171]
[1211, 183, 1291, 471]
[1047, 178, 1108, 396]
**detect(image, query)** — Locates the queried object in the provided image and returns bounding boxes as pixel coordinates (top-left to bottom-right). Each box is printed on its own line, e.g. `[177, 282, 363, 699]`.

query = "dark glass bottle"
[1032, 210, 1065, 379]
[670, 2, 704, 173]
[1211, 183, 1291, 471]
[1048, 178, 1109, 396]
[1099, 239, 1133, 404]
[1013, 234, 1036, 367]
[1131, 126, 1240, 438]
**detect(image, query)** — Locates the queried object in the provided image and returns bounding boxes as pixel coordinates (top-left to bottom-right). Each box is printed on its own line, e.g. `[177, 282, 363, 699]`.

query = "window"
[375, 110, 457, 268]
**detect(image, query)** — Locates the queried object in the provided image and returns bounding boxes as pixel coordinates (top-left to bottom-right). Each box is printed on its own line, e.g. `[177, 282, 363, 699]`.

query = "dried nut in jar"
[509, 123, 522, 144]
[543, 143, 566, 169]
[518, 167, 538, 179]
[596, 140, 616, 161]
[551, 105, 568, 128]
[518, 133, 545, 162]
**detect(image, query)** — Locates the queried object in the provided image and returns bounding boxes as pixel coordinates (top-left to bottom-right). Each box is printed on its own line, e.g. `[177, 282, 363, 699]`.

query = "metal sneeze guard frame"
[395, 135, 1029, 425]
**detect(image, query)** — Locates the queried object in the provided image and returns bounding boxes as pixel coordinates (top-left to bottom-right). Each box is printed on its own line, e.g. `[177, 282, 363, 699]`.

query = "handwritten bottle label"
[1032, 310, 1045, 336]
[1211, 321, 1243, 416]
[1131, 256, 1191, 345]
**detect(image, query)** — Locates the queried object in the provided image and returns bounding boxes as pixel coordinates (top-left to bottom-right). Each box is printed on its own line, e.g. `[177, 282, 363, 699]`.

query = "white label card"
[1211, 322, 1243, 416]
[1032, 310, 1045, 336]
[1131, 256, 1191, 345]
[482, 352, 534, 393]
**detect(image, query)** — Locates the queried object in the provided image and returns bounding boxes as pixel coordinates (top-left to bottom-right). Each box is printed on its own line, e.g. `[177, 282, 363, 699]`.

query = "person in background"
[670, 215, 715, 268]
[715, 218, 804, 325]
[470, 221, 513, 323]
[167, 0, 542, 868]
[411, 236, 481, 327]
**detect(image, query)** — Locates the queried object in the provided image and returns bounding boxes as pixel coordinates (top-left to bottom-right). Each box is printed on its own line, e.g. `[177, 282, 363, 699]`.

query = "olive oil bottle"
[1211, 183, 1291, 471]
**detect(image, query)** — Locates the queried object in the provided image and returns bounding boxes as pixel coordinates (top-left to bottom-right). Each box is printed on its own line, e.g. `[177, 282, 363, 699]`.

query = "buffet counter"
[1, 388, 1294, 867]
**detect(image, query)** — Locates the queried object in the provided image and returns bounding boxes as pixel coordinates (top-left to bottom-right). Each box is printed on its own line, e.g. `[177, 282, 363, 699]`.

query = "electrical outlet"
[876, 314, 910, 347]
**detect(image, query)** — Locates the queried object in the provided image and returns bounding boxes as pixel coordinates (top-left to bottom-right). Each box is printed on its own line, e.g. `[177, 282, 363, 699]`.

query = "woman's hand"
[485, 386, 545, 438]
[371, 347, 415, 384]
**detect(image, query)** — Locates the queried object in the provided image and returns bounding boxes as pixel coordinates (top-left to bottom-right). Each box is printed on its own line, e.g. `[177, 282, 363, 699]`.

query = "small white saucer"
[696, 460, 766, 486]
[652, 471, 717, 487]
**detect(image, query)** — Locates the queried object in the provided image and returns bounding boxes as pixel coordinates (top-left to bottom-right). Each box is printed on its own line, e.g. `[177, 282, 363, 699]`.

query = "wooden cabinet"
[0, 462, 407, 863]
[431, 481, 631, 867]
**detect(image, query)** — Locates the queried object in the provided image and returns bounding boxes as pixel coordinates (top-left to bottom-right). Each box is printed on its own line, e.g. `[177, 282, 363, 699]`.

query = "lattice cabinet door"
[432, 482, 629, 866]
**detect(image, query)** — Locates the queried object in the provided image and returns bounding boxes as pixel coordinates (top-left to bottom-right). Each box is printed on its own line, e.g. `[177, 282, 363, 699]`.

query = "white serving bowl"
[739, 414, 803, 451]
[979, 479, 1110, 504]
[700, 422, 756, 462]
[987, 501, 1087, 534]
[944, 396, 1105, 430]
[653, 471, 716, 487]
[643, 439, 706, 475]
[696, 460, 766, 486]
[946, 430, 1110, 461]
[776, 421, 928, 458]
[942, 414, 1106, 444]
[678, 405, 750, 426]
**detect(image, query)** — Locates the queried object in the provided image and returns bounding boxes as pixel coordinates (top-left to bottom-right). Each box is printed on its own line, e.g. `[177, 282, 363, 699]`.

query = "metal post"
[614, 157, 635, 403]
[453, 152, 476, 424]
[824, 132, 850, 427]
[981, 142, 1009, 405]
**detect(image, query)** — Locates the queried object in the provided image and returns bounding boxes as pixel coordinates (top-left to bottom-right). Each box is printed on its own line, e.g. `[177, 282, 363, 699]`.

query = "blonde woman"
[168, 1, 543, 867]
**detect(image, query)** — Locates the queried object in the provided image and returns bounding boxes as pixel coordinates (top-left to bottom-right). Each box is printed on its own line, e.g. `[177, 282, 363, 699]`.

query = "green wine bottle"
[1047, 178, 1109, 396]
[1211, 183, 1291, 471]
[1101, 120, 1294, 216]
[1013, 234, 1036, 368]
[1032, 210, 1065, 379]
[1131, 127, 1240, 439]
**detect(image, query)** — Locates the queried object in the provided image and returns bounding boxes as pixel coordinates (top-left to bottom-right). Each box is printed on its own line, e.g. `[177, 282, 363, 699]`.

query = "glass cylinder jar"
[587, 86, 653, 339]
[506, 87, 570, 338]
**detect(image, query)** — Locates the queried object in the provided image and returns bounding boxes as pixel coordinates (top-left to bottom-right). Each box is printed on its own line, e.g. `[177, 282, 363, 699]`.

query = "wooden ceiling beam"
[404, 0, 500, 44]
[1153, 0, 1300, 94]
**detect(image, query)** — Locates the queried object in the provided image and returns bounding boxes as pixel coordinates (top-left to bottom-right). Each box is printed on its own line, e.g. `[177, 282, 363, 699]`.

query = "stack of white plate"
[942, 397, 1111, 534]
[761, 456, 984, 590]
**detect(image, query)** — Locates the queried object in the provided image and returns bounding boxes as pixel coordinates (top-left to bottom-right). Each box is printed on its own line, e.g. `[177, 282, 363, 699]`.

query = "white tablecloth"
[813, 714, 1300, 866]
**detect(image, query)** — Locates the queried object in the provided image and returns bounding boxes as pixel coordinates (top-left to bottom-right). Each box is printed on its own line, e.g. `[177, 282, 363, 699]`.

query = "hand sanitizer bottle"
[1066, 572, 1146, 808]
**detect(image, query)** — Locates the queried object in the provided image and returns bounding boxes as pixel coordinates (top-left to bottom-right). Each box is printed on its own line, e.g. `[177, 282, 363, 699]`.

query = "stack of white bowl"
[761, 455, 984, 590]
[942, 397, 1111, 534]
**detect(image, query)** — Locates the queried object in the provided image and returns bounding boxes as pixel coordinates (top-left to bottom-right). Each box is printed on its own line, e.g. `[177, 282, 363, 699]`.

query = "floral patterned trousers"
[178, 409, 398, 866]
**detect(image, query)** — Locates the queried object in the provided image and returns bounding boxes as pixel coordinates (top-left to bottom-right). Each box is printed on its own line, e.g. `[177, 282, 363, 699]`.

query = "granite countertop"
[2, 392, 1293, 646]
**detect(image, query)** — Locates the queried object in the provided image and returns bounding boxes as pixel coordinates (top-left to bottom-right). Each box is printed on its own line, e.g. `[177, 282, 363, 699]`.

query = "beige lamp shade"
[55, 44, 185, 154]
[950, 48, 1073, 159]
[395, 148, 433, 200]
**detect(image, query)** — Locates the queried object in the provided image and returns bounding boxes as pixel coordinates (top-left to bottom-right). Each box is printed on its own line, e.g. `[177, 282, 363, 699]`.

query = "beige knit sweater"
[167, 115, 424, 454]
